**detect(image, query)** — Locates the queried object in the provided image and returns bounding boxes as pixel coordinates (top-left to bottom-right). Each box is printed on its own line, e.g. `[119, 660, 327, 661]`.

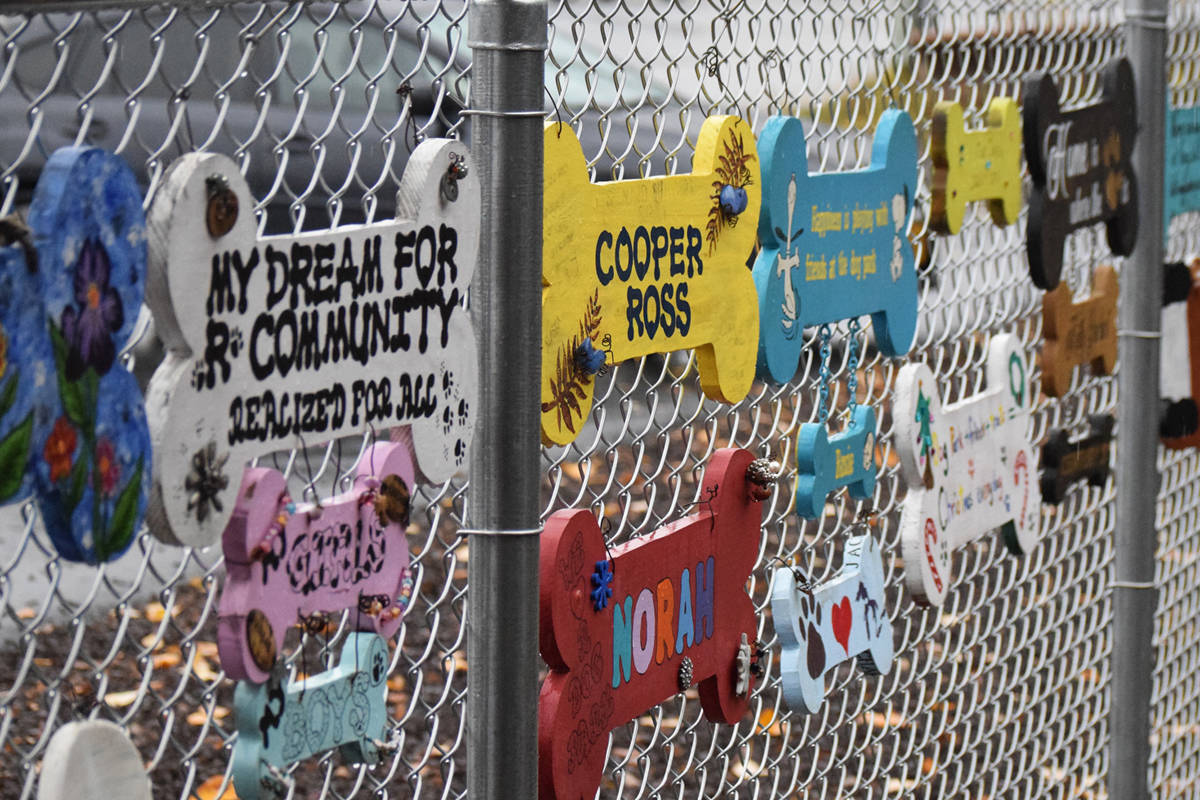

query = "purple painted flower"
[61, 238, 123, 380]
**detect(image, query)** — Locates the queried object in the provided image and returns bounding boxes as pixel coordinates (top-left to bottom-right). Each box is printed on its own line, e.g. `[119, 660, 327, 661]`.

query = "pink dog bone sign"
[144, 139, 477, 547]
[217, 441, 415, 683]
[893, 334, 1041, 607]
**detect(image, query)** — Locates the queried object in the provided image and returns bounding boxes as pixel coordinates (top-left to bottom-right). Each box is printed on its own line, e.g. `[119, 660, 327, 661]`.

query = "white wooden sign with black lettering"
[145, 140, 477, 547]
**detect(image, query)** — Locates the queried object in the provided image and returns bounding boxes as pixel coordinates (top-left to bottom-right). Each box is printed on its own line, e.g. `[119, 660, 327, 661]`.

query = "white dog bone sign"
[144, 140, 478, 547]
[893, 334, 1041, 607]
[38, 720, 151, 800]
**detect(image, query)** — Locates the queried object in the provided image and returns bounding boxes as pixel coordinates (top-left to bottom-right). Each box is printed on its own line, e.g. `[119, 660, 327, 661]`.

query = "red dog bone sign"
[144, 140, 477, 547]
[894, 334, 1041, 606]
[217, 442, 414, 683]
[538, 448, 765, 800]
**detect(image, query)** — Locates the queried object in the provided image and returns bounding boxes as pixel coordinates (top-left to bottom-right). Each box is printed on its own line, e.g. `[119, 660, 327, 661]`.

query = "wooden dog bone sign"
[0, 147, 153, 563]
[1040, 414, 1114, 504]
[538, 448, 764, 800]
[894, 334, 1040, 607]
[38, 720, 151, 800]
[218, 441, 415, 683]
[1161, 259, 1200, 447]
[930, 98, 1023, 234]
[1041, 265, 1118, 397]
[1164, 105, 1200, 238]
[233, 632, 390, 800]
[540, 117, 761, 445]
[770, 532, 892, 713]
[754, 110, 919, 384]
[794, 404, 878, 519]
[144, 140, 477, 547]
[1023, 58, 1138, 290]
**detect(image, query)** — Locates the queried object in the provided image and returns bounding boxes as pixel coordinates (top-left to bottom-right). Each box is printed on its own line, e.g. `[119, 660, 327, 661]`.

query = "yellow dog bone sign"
[541, 117, 761, 445]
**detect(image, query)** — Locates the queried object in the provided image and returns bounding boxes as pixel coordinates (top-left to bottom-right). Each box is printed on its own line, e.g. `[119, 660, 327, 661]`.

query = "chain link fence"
[0, 0, 1179, 798]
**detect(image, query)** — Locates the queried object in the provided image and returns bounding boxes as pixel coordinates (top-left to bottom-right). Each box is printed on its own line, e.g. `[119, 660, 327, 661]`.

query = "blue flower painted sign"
[0, 147, 152, 563]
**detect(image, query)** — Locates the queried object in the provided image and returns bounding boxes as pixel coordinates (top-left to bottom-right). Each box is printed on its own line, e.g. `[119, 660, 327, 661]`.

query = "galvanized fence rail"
[0, 0, 1190, 798]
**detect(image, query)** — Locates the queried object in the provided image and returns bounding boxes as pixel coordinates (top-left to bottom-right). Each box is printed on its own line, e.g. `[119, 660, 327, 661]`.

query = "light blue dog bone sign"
[753, 109, 920, 384]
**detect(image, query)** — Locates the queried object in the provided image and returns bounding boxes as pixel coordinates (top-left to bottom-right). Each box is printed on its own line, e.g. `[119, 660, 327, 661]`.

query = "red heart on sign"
[831, 597, 853, 653]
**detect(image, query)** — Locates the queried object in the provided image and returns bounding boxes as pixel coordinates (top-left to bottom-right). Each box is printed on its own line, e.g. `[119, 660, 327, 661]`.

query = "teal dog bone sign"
[232, 632, 390, 799]
[753, 109, 920, 384]
[794, 404, 878, 519]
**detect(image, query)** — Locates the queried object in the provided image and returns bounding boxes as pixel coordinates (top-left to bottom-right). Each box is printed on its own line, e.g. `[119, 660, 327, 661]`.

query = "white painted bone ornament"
[894, 334, 1040, 606]
[144, 140, 478, 546]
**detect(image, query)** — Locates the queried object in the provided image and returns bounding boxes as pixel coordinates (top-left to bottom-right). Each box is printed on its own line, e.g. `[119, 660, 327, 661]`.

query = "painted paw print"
[190, 360, 208, 391]
[229, 327, 244, 359]
[795, 588, 826, 680]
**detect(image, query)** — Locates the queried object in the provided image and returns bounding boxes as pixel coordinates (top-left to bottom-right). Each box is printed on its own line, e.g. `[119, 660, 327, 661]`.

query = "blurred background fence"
[0, 0, 1190, 798]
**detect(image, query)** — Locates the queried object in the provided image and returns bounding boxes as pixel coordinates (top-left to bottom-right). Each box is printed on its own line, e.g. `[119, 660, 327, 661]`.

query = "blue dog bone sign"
[232, 632, 390, 800]
[0, 147, 152, 563]
[794, 404, 877, 519]
[753, 109, 920, 384]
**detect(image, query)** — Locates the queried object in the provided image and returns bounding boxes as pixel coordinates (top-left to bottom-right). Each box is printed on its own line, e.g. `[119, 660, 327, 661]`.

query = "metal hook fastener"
[440, 151, 469, 203]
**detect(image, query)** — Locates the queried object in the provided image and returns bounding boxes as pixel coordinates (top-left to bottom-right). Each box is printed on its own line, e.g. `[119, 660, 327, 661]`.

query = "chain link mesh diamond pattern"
[0, 0, 1146, 798]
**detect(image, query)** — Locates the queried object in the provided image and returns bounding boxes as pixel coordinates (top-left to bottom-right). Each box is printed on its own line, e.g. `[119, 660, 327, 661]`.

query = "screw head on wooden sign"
[794, 403, 878, 519]
[894, 333, 1040, 607]
[232, 632, 390, 800]
[930, 98, 1023, 234]
[0, 147, 152, 563]
[144, 140, 478, 547]
[540, 117, 762, 445]
[37, 720, 151, 800]
[770, 532, 892, 713]
[538, 448, 765, 800]
[217, 441, 415, 683]
[1041, 265, 1118, 397]
[1023, 58, 1138, 290]
[1040, 414, 1114, 505]
[753, 109, 919, 384]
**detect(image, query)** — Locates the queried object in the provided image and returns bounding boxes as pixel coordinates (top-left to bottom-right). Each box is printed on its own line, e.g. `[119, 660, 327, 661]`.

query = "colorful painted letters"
[770, 532, 892, 713]
[753, 110, 919, 384]
[217, 441, 415, 683]
[538, 448, 764, 800]
[1041, 265, 1118, 397]
[540, 118, 761, 445]
[1023, 58, 1138, 289]
[1164, 105, 1200, 237]
[1040, 415, 1114, 504]
[232, 633, 389, 800]
[794, 404, 877, 518]
[894, 334, 1040, 606]
[930, 98, 1023, 234]
[0, 147, 152, 563]
[144, 140, 477, 547]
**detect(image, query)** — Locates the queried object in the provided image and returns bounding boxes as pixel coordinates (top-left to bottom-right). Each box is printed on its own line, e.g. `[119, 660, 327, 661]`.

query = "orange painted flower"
[43, 417, 77, 482]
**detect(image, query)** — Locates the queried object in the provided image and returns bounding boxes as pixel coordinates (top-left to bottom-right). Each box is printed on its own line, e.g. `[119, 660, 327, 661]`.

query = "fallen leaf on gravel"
[195, 774, 238, 799]
[104, 689, 139, 708]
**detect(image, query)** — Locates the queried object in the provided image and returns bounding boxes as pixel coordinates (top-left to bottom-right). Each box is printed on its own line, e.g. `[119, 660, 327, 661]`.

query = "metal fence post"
[466, 1, 547, 797]
[1113, 1, 1167, 798]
